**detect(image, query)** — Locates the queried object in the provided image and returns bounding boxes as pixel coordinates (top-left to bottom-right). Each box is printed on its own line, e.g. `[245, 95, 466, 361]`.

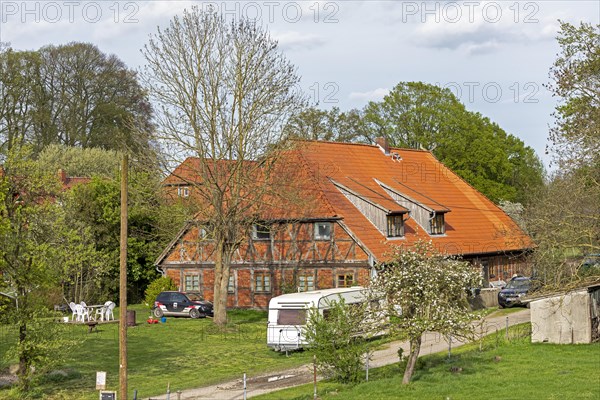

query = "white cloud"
[271, 31, 326, 51]
[349, 88, 389, 102]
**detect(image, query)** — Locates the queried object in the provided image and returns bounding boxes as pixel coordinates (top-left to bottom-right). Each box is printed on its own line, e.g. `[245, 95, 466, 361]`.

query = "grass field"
[255, 324, 600, 400]
[0, 305, 311, 399]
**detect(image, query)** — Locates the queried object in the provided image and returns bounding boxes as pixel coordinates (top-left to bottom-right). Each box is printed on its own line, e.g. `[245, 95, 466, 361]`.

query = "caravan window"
[277, 309, 307, 325]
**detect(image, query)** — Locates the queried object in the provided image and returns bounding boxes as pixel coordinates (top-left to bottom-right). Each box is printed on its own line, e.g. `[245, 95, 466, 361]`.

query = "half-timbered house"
[156, 139, 532, 308]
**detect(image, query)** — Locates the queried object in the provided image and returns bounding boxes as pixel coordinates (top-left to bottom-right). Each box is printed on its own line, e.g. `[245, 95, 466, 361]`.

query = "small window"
[177, 186, 189, 197]
[255, 272, 271, 293]
[314, 222, 332, 240]
[387, 215, 404, 237]
[298, 274, 315, 292]
[252, 224, 271, 240]
[430, 213, 445, 235]
[228, 275, 235, 293]
[184, 274, 200, 291]
[277, 309, 306, 325]
[337, 273, 354, 288]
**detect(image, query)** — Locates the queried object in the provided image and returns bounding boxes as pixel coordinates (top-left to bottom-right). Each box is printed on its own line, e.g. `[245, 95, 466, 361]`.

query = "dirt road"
[146, 309, 530, 400]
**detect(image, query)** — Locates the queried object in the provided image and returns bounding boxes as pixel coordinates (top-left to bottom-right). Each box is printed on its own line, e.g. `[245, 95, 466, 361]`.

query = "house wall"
[160, 220, 372, 309]
[467, 254, 531, 285]
[164, 264, 371, 309]
[531, 290, 592, 344]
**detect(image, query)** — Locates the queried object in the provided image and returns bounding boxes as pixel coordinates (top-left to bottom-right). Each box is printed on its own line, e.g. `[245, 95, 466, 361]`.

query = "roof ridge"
[295, 139, 377, 148]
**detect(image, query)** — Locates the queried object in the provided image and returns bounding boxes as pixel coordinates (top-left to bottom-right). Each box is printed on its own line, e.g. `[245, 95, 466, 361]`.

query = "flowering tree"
[370, 241, 481, 384]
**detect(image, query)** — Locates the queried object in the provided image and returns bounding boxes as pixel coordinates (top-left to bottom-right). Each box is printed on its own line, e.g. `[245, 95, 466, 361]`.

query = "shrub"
[144, 277, 177, 309]
[304, 297, 370, 383]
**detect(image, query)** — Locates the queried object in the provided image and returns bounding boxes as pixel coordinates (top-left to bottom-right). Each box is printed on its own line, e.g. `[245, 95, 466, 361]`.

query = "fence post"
[177, 390, 182, 400]
[365, 352, 369, 382]
[166, 382, 170, 400]
[243, 372, 247, 400]
[313, 354, 317, 400]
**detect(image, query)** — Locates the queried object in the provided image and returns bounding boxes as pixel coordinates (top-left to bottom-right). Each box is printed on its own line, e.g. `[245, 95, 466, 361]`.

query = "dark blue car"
[498, 277, 531, 308]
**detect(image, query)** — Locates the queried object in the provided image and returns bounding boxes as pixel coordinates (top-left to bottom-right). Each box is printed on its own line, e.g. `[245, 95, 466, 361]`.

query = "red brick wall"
[161, 265, 371, 309]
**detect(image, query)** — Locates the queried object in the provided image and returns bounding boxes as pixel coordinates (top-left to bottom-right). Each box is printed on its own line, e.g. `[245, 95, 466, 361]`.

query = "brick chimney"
[375, 137, 390, 155]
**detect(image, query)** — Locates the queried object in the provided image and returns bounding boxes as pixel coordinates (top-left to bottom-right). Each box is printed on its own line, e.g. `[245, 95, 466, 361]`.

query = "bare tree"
[141, 8, 305, 325]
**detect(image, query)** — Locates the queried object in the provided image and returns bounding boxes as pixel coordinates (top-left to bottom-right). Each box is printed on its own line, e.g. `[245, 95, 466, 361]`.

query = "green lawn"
[0, 305, 311, 399]
[255, 324, 600, 400]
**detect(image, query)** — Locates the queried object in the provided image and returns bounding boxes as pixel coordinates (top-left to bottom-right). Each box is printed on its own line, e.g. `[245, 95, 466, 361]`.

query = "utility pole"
[119, 154, 128, 400]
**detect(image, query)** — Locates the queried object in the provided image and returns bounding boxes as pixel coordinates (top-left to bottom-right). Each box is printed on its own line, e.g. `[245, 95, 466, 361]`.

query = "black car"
[498, 277, 531, 308]
[153, 291, 213, 319]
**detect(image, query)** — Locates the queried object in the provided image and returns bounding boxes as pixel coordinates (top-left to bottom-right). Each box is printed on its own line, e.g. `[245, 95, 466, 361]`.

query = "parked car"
[153, 291, 213, 319]
[579, 254, 600, 276]
[498, 277, 532, 308]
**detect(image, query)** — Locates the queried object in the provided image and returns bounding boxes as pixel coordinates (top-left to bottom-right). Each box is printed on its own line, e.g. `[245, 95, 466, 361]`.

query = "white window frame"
[177, 186, 190, 197]
[184, 274, 200, 291]
[314, 222, 332, 241]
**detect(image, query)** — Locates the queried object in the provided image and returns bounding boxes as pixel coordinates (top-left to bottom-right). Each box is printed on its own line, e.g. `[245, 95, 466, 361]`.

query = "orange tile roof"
[295, 141, 532, 261]
[162, 140, 532, 262]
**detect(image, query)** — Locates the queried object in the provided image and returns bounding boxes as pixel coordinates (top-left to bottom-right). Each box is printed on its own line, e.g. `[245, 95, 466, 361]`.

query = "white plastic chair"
[68, 302, 77, 321]
[95, 301, 112, 321]
[105, 302, 116, 321]
[80, 301, 92, 321]
[75, 304, 90, 322]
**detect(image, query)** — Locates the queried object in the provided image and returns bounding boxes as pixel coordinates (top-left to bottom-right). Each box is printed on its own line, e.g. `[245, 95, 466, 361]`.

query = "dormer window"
[252, 223, 271, 240]
[387, 214, 404, 237]
[177, 186, 189, 197]
[314, 222, 332, 240]
[430, 213, 445, 235]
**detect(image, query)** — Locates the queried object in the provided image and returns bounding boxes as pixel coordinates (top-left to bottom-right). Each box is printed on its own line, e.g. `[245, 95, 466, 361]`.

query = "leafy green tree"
[363, 82, 544, 203]
[0, 43, 155, 157]
[522, 21, 599, 288]
[284, 107, 369, 143]
[547, 21, 600, 170]
[0, 48, 42, 155]
[370, 241, 481, 384]
[363, 82, 464, 149]
[62, 167, 188, 303]
[304, 297, 371, 383]
[37, 144, 120, 177]
[0, 147, 69, 391]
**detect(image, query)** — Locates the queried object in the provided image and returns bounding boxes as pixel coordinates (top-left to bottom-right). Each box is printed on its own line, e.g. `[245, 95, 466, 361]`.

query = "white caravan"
[267, 286, 369, 351]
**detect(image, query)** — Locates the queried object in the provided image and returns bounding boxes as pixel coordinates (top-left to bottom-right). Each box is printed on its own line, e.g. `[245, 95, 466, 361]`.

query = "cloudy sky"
[1, 1, 598, 167]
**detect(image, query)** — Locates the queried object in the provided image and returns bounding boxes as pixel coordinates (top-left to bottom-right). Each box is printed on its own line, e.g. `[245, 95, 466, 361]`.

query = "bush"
[304, 298, 370, 383]
[144, 277, 177, 309]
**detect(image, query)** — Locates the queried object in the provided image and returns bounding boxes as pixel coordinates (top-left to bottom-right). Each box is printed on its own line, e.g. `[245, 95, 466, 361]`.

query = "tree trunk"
[18, 320, 29, 391]
[212, 239, 232, 326]
[402, 335, 422, 384]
